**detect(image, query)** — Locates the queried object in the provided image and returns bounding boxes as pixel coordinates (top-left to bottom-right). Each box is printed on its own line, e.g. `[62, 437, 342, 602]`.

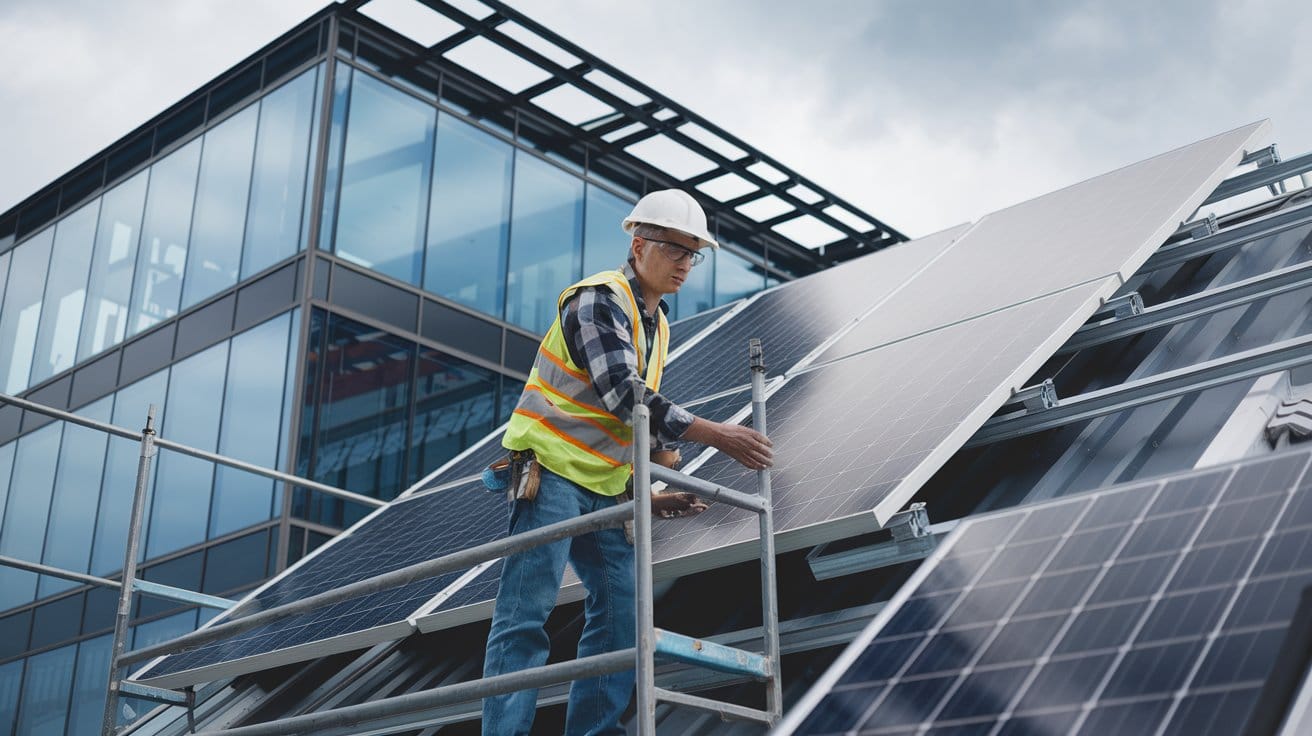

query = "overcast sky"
[2, 0, 1311, 239]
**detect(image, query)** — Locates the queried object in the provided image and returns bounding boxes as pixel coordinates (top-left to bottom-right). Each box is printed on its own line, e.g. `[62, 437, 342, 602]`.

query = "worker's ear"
[631, 236, 645, 260]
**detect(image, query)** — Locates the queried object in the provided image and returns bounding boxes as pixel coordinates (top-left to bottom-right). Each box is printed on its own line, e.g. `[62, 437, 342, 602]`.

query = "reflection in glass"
[182, 105, 258, 309]
[425, 114, 512, 315]
[583, 184, 633, 276]
[31, 200, 99, 385]
[0, 443, 14, 555]
[0, 423, 62, 611]
[674, 245, 715, 320]
[90, 370, 169, 575]
[148, 342, 228, 555]
[66, 635, 111, 736]
[304, 311, 413, 526]
[245, 65, 320, 277]
[131, 609, 199, 649]
[129, 139, 202, 335]
[0, 660, 23, 736]
[408, 348, 498, 486]
[15, 643, 76, 735]
[715, 246, 764, 306]
[334, 72, 434, 284]
[212, 313, 293, 537]
[79, 171, 148, 360]
[319, 62, 353, 252]
[0, 228, 54, 394]
[39, 397, 113, 598]
[505, 153, 584, 333]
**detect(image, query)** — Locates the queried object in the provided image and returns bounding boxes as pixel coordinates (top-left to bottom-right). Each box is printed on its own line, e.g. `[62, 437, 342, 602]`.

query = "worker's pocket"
[616, 490, 635, 546]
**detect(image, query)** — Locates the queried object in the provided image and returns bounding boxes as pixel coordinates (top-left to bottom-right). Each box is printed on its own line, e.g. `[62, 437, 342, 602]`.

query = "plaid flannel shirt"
[560, 262, 695, 446]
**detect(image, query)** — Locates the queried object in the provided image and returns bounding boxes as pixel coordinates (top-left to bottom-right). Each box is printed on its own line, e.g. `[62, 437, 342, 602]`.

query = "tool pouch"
[508, 449, 541, 502]
[481, 456, 510, 494]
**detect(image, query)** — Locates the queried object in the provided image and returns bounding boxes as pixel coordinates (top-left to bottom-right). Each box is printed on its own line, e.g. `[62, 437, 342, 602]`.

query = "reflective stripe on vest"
[503, 270, 669, 496]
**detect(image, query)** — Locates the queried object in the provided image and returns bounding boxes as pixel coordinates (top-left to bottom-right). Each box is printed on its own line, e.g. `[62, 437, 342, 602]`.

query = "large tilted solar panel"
[644, 278, 1117, 578]
[821, 121, 1270, 360]
[658, 224, 969, 405]
[134, 479, 505, 688]
[777, 448, 1312, 736]
[415, 387, 758, 632]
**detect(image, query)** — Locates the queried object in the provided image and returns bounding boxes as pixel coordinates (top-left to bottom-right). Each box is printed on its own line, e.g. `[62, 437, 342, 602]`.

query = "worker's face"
[631, 231, 706, 296]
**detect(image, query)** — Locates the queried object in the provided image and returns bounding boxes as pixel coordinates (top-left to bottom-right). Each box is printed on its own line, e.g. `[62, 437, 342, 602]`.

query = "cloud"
[3, 0, 1312, 240]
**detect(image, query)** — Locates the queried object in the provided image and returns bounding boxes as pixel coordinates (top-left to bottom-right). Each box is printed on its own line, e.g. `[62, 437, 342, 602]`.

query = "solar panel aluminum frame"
[130, 485, 482, 689]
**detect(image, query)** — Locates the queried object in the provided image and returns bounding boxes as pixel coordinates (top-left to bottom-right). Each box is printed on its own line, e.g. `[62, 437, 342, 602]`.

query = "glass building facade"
[0, 5, 893, 732]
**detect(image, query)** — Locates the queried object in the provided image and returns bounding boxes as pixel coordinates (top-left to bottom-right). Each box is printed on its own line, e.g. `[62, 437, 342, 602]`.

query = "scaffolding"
[1, 340, 782, 735]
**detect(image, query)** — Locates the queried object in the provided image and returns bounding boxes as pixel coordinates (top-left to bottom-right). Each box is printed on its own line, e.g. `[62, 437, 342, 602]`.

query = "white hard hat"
[622, 189, 719, 249]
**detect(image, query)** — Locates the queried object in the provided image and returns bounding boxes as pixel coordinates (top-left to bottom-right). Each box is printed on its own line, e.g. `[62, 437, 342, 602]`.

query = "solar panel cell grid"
[780, 449, 1312, 736]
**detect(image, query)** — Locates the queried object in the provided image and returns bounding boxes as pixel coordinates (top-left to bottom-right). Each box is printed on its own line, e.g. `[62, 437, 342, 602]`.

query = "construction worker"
[481, 189, 773, 735]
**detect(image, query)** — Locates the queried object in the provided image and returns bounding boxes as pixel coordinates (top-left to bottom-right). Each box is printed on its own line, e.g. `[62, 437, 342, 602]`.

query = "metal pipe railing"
[0, 555, 233, 609]
[119, 501, 635, 667]
[649, 465, 768, 512]
[0, 391, 382, 510]
[750, 338, 783, 722]
[633, 403, 658, 734]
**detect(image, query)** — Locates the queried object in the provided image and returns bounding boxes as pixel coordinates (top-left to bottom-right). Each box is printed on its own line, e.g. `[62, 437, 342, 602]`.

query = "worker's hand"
[651, 491, 709, 519]
[683, 418, 773, 470]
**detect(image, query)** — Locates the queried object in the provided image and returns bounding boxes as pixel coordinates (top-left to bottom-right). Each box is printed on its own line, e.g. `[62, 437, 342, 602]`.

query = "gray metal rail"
[99, 344, 779, 734]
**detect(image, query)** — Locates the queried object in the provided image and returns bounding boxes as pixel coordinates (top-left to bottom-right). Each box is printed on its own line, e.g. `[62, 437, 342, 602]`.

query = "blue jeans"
[482, 469, 635, 736]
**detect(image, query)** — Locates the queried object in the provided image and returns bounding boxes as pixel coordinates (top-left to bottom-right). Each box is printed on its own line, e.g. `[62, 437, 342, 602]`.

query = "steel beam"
[651, 687, 774, 724]
[0, 556, 234, 610]
[1204, 150, 1312, 205]
[1141, 200, 1312, 273]
[1059, 259, 1312, 355]
[967, 332, 1312, 448]
[652, 629, 771, 679]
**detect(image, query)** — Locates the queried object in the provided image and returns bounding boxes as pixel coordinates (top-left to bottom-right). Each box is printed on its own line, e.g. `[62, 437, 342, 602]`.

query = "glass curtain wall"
[0, 65, 321, 400]
[321, 63, 775, 334]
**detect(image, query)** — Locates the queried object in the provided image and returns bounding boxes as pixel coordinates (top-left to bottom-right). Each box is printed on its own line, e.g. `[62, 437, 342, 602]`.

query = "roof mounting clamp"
[1267, 397, 1312, 444]
[1179, 213, 1220, 240]
[1090, 292, 1145, 323]
[1004, 379, 1059, 412]
[805, 503, 935, 580]
[1242, 143, 1281, 168]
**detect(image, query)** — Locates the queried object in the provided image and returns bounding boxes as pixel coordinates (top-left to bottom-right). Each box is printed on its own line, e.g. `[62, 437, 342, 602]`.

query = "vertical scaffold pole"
[632, 401, 657, 736]
[749, 339, 782, 722]
[101, 406, 158, 736]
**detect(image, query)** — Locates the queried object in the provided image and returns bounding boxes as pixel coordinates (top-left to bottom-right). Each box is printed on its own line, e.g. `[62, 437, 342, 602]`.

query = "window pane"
[147, 342, 228, 556]
[211, 313, 293, 537]
[583, 184, 633, 276]
[0, 660, 22, 736]
[425, 114, 512, 315]
[15, 643, 76, 736]
[318, 63, 352, 252]
[505, 154, 583, 333]
[131, 609, 199, 649]
[78, 171, 148, 360]
[0, 228, 54, 394]
[31, 200, 99, 385]
[714, 246, 763, 306]
[244, 65, 320, 277]
[128, 138, 202, 335]
[0, 423, 62, 611]
[90, 370, 169, 575]
[66, 635, 111, 736]
[408, 348, 498, 485]
[181, 104, 258, 309]
[333, 72, 434, 284]
[674, 246, 715, 319]
[39, 396, 113, 598]
[306, 312, 413, 526]
[0, 442, 14, 552]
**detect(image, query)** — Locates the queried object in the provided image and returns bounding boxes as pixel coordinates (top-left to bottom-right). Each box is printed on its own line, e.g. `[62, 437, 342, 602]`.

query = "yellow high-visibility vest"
[503, 270, 669, 496]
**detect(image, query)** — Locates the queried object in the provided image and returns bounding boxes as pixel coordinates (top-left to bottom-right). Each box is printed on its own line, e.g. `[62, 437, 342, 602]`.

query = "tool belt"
[482, 450, 540, 502]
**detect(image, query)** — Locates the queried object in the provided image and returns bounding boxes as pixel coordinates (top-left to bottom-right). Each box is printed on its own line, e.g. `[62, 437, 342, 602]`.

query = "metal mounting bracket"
[806, 503, 936, 580]
[1003, 379, 1060, 413]
[1090, 292, 1145, 322]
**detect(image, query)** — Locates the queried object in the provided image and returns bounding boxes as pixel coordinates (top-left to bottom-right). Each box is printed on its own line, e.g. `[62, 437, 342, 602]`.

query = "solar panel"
[820, 121, 1270, 360]
[133, 479, 506, 688]
[776, 447, 1312, 736]
[646, 278, 1116, 577]
[659, 224, 969, 404]
[413, 427, 509, 493]
[667, 300, 739, 349]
